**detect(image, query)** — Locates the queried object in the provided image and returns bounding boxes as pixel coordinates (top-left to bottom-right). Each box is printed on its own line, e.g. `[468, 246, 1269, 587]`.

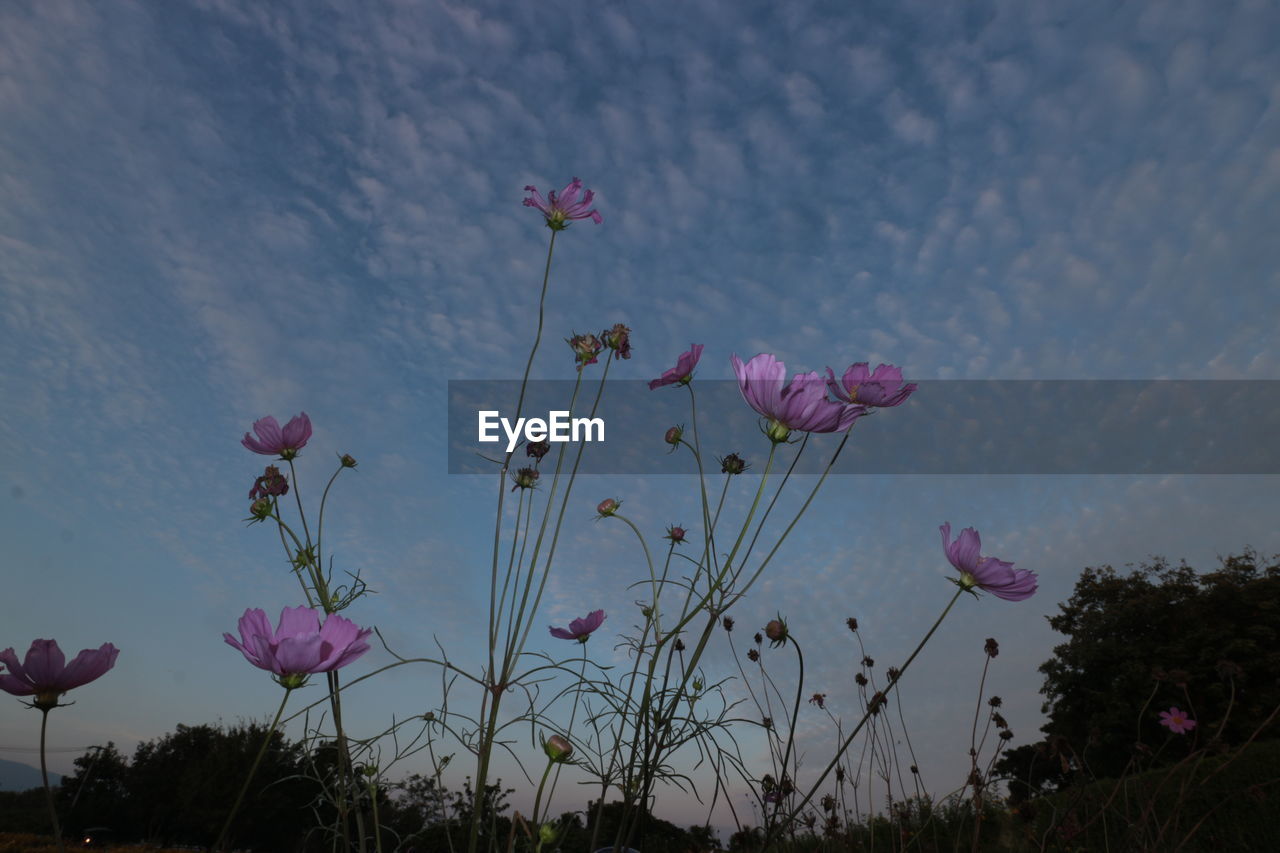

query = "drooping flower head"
[731, 354, 866, 443]
[649, 344, 704, 389]
[242, 413, 312, 460]
[1158, 707, 1197, 734]
[939, 523, 1038, 601]
[0, 640, 119, 710]
[826, 363, 917, 408]
[602, 323, 632, 359]
[224, 606, 372, 689]
[523, 177, 603, 231]
[549, 610, 606, 643]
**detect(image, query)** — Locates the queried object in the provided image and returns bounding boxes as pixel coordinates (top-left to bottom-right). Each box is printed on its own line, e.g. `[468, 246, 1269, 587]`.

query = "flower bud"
[665, 525, 687, 544]
[543, 734, 573, 762]
[596, 497, 620, 517]
[719, 452, 748, 475]
[339, 453, 358, 468]
[764, 419, 792, 444]
[764, 617, 788, 647]
[664, 425, 683, 446]
[248, 498, 273, 521]
[539, 823, 558, 846]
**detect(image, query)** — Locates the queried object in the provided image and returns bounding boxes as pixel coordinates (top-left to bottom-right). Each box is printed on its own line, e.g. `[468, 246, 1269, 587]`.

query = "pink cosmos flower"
[649, 344, 704, 390]
[1158, 707, 1196, 734]
[826, 363, 917, 408]
[523, 178, 603, 230]
[940, 523, 1038, 601]
[224, 606, 372, 688]
[731, 353, 865, 440]
[241, 413, 312, 459]
[0, 640, 119, 709]
[549, 610, 606, 643]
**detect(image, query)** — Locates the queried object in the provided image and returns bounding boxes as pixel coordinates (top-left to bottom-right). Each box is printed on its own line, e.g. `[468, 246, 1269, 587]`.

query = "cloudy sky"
[2, 0, 1278, 836]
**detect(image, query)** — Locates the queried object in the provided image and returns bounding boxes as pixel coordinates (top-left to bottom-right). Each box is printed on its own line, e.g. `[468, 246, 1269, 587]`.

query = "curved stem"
[769, 639, 806, 834]
[216, 687, 292, 852]
[39, 707, 65, 853]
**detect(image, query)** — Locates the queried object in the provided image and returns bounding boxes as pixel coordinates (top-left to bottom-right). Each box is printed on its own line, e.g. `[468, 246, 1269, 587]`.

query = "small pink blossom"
[549, 610, 606, 643]
[523, 178, 603, 230]
[1158, 707, 1196, 734]
[649, 344, 704, 389]
[826, 363, 917, 408]
[242, 413, 312, 459]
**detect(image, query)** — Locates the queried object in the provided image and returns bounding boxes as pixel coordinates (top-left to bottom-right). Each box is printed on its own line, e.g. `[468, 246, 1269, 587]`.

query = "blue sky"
[2, 0, 1278, 835]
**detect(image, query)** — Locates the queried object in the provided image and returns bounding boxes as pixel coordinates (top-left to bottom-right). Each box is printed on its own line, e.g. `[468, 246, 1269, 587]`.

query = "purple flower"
[602, 323, 632, 359]
[939, 523, 1038, 601]
[649, 344, 704, 390]
[1158, 707, 1196, 734]
[224, 606, 372, 689]
[0, 639, 119, 710]
[826, 363, 917, 408]
[242, 413, 312, 459]
[731, 354, 865, 441]
[549, 610, 606, 643]
[523, 177, 603, 231]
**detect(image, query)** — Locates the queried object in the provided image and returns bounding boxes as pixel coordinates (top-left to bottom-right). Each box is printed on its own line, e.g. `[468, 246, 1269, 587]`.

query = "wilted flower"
[511, 467, 540, 491]
[549, 610, 606, 643]
[940, 523, 1038, 601]
[665, 525, 688, 544]
[861, 655, 875, 668]
[825, 363, 917, 408]
[543, 734, 574, 762]
[1000, 729, 1014, 741]
[526, 439, 551, 461]
[241, 413, 312, 459]
[855, 672, 868, 686]
[523, 177, 603, 230]
[718, 452, 748, 475]
[596, 498, 620, 517]
[731, 354, 865, 442]
[722, 616, 735, 632]
[649, 344, 704, 389]
[989, 695, 1003, 707]
[673, 638, 686, 652]
[1158, 707, 1197, 734]
[602, 323, 632, 359]
[846, 617, 859, 632]
[747, 648, 760, 662]
[249, 465, 289, 500]
[753, 632, 763, 645]
[224, 606, 372, 689]
[809, 693, 827, 709]
[0, 640, 120, 710]
[566, 332, 603, 370]
[985, 637, 1000, 657]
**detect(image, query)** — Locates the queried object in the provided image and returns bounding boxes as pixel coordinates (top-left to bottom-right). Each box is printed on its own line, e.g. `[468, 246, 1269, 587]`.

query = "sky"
[2, 0, 1279, 838]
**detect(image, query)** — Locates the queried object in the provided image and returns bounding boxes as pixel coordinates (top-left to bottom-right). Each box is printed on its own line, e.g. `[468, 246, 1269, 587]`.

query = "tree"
[58, 742, 130, 835]
[997, 549, 1280, 799]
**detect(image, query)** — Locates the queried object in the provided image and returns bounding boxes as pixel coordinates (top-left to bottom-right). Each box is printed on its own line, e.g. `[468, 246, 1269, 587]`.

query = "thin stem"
[39, 707, 65, 853]
[216, 687, 293, 852]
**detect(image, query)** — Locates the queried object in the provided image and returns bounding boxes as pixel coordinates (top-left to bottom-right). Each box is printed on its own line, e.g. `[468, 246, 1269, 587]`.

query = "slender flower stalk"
[39, 708, 64, 853]
[214, 688, 293, 852]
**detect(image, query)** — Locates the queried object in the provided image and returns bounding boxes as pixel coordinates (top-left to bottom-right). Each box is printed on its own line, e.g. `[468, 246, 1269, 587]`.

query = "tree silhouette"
[997, 549, 1280, 800]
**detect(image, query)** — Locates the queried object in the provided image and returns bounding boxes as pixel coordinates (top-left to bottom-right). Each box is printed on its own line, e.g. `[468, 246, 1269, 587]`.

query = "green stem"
[768, 638, 806, 834]
[39, 707, 65, 853]
[530, 758, 556, 850]
[216, 687, 293, 852]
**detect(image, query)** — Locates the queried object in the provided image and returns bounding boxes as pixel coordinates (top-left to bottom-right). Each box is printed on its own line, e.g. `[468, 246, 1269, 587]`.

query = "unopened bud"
[339, 453, 358, 468]
[596, 497, 620, 517]
[665, 525, 687, 544]
[543, 734, 574, 762]
[719, 452, 748, 475]
[764, 618, 788, 647]
[664, 425, 683, 446]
